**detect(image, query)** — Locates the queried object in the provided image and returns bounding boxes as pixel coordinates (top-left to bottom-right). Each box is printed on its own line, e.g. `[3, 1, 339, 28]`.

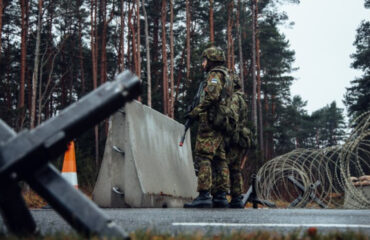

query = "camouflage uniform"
[227, 90, 248, 197]
[183, 46, 230, 208]
[190, 67, 230, 194]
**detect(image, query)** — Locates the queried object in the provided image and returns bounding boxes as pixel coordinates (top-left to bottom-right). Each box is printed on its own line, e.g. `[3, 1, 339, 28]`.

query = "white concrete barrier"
[92, 101, 197, 208]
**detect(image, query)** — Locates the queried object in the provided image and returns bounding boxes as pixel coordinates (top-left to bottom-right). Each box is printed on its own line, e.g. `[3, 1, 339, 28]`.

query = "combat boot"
[229, 195, 244, 208]
[184, 191, 212, 208]
[212, 192, 229, 208]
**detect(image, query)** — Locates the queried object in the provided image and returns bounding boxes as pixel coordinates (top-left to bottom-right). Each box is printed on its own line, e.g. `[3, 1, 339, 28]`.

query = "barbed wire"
[255, 111, 370, 208]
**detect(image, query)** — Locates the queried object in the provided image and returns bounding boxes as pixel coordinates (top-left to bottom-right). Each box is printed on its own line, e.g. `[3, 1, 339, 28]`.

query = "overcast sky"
[278, 0, 369, 115]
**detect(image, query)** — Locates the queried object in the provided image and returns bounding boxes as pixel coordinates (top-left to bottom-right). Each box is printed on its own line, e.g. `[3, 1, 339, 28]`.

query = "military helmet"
[202, 46, 226, 62]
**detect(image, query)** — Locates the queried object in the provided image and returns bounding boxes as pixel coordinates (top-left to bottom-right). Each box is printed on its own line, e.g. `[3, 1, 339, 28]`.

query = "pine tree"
[311, 102, 346, 148]
[344, 20, 370, 122]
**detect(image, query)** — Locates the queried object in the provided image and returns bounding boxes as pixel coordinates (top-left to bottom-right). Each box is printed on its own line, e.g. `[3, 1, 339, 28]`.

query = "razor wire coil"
[255, 111, 370, 208]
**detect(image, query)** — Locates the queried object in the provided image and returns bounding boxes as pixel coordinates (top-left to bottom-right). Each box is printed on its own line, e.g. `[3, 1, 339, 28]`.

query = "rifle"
[240, 150, 248, 170]
[179, 80, 206, 147]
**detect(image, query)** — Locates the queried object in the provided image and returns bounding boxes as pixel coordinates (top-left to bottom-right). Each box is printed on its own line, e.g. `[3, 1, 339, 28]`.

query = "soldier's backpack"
[208, 66, 236, 135]
[232, 91, 254, 149]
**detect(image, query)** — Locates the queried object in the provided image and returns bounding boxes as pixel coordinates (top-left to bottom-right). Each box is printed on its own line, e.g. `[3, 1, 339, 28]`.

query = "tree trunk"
[136, 0, 141, 78]
[136, 0, 142, 103]
[243, 59, 249, 84]
[78, 0, 85, 95]
[27, 69, 32, 116]
[101, 0, 114, 134]
[268, 98, 273, 159]
[118, 0, 125, 72]
[18, 0, 29, 130]
[152, 11, 160, 90]
[128, 8, 138, 76]
[37, 44, 46, 126]
[209, 0, 214, 43]
[100, 0, 114, 86]
[38, 4, 63, 117]
[60, 53, 66, 107]
[251, 0, 257, 135]
[256, 0, 264, 161]
[271, 95, 276, 157]
[227, 1, 233, 70]
[91, 0, 98, 89]
[30, 0, 43, 129]
[315, 129, 320, 148]
[161, 0, 168, 115]
[237, 0, 244, 92]
[100, 0, 107, 85]
[263, 93, 269, 159]
[256, 38, 266, 161]
[48, 96, 52, 119]
[231, 36, 235, 70]
[39, 38, 65, 124]
[175, 43, 187, 104]
[186, 0, 191, 82]
[0, 0, 4, 57]
[91, 0, 99, 167]
[141, 0, 152, 107]
[169, 0, 174, 118]
[37, 14, 52, 124]
[5, 41, 11, 112]
[127, 2, 132, 71]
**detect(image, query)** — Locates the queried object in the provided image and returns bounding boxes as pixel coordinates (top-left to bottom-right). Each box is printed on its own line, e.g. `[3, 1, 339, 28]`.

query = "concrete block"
[92, 101, 197, 208]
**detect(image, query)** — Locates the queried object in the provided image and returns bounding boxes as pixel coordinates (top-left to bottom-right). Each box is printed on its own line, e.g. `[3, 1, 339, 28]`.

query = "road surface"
[1, 208, 369, 236]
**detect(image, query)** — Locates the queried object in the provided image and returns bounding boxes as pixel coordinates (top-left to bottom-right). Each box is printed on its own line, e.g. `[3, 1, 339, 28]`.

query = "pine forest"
[0, 0, 369, 190]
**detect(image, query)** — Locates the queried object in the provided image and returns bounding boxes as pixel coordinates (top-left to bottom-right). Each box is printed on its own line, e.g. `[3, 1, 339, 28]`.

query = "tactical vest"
[207, 66, 235, 135]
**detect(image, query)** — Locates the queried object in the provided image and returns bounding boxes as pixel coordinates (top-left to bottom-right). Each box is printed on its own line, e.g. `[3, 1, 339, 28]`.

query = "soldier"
[184, 46, 230, 208]
[226, 74, 251, 208]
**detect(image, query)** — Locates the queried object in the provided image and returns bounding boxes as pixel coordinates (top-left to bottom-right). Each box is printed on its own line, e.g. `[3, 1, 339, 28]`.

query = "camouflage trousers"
[194, 119, 229, 194]
[227, 145, 244, 197]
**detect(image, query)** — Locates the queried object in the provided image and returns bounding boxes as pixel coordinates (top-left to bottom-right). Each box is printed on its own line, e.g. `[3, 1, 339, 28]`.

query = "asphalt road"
[1, 208, 369, 236]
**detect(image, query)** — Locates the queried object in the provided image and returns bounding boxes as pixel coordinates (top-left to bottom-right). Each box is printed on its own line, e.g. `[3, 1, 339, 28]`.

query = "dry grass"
[0, 228, 368, 240]
[131, 230, 369, 240]
[23, 189, 48, 209]
[131, 230, 368, 240]
[22, 187, 92, 209]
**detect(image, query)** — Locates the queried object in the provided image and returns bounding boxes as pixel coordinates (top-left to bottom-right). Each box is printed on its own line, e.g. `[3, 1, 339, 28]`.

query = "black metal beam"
[0, 120, 38, 236]
[242, 175, 276, 209]
[0, 71, 140, 179]
[0, 71, 140, 238]
[287, 175, 327, 208]
[27, 164, 127, 237]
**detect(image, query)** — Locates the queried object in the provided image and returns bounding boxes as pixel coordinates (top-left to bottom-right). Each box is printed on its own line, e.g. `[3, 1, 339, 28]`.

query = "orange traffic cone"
[62, 141, 78, 189]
